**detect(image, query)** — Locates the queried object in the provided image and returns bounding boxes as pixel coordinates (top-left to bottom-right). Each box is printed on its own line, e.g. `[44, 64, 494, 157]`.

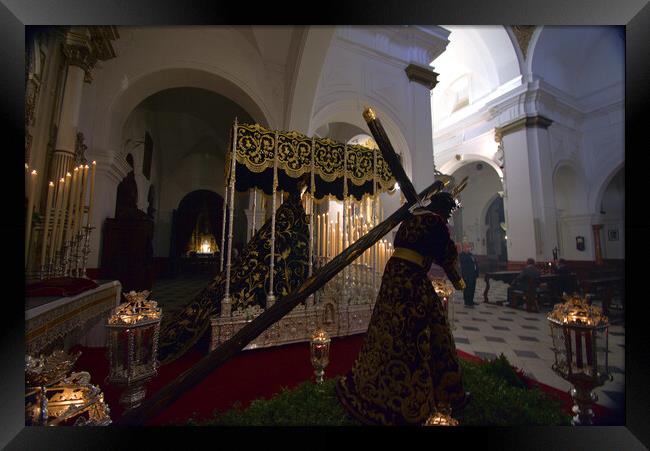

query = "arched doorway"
[171, 190, 224, 276]
[553, 164, 590, 261]
[449, 160, 504, 269]
[598, 167, 624, 260]
[485, 195, 507, 271]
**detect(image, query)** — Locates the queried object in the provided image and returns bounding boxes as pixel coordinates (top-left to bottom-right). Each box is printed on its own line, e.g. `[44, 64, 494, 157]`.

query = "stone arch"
[529, 26, 624, 97]
[438, 153, 503, 180]
[99, 67, 273, 155]
[553, 162, 589, 217]
[173, 189, 224, 260]
[482, 193, 508, 266]
[591, 161, 625, 216]
[310, 99, 413, 183]
[448, 160, 504, 254]
[431, 26, 522, 127]
[286, 27, 336, 132]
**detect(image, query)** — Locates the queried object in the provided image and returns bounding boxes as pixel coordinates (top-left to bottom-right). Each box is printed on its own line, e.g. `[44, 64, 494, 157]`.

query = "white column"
[527, 125, 559, 260]
[85, 149, 131, 270]
[408, 78, 436, 192]
[497, 116, 554, 263]
[50, 65, 86, 182]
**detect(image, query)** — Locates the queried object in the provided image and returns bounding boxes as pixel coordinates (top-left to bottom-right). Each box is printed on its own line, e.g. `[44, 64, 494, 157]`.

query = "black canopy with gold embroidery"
[227, 123, 396, 201]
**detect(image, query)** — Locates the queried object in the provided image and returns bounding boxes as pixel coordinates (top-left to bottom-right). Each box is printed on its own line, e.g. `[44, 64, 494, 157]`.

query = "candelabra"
[80, 225, 94, 279]
[38, 226, 93, 280]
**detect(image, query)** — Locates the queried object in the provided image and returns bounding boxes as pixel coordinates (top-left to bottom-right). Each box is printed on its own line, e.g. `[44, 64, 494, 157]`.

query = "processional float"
[118, 107, 467, 425]
[210, 114, 400, 351]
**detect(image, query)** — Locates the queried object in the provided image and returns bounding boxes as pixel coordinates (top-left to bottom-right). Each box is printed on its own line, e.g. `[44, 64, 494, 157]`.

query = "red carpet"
[72, 334, 620, 425]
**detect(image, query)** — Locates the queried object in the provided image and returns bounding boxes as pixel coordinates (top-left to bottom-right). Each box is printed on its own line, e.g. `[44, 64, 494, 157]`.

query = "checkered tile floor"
[150, 275, 625, 413]
[450, 278, 625, 413]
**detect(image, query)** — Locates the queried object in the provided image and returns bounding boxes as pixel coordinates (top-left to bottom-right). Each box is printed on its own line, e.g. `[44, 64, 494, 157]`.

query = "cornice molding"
[62, 26, 119, 83]
[405, 63, 439, 90]
[335, 26, 450, 67]
[494, 115, 553, 142]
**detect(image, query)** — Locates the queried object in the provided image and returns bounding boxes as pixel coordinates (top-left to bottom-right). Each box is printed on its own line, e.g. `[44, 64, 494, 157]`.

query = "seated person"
[555, 258, 575, 296]
[508, 258, 541, 309]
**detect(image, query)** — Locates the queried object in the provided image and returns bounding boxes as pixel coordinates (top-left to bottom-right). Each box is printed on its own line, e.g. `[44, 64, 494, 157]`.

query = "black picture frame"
[5, 1, 646, 449]
[609, 229, 620, 241]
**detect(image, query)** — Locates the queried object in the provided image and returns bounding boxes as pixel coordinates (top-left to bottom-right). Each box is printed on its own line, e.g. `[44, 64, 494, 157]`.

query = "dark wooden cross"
[117, 109, 448, 425]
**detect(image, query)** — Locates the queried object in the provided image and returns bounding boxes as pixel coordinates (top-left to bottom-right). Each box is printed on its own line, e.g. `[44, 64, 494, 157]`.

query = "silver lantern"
[547, 294, 612, 425]
[106, 290, 162, 410]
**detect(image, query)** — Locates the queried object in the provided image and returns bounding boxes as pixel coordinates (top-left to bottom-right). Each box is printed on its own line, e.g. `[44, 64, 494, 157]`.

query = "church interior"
[23, 25, 625, 428]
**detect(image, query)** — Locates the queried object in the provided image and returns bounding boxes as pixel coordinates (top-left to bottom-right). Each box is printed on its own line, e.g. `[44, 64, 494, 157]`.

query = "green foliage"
[195, 355, 571, 426]
[479, 353, 528, 389]
[456, 357, 571, 426]
[193, 378, 358, 426]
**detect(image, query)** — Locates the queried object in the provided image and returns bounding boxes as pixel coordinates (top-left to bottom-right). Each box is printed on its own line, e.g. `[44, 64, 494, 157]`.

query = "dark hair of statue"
[425, 192, 457, 219]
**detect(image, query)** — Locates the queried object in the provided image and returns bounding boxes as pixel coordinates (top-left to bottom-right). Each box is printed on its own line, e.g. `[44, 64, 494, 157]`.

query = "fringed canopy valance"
[227, 123, 396, 201]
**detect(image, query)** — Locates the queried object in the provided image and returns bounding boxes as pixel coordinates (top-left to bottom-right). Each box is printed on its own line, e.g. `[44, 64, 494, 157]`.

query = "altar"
[25, 280, 122, 355]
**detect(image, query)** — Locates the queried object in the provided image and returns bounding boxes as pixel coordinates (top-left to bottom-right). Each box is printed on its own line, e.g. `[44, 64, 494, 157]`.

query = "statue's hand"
[452, 278, 466, 291]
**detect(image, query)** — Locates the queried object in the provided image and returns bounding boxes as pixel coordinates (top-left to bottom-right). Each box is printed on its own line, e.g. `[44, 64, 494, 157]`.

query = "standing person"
[459, 243, 479, 307]
[336, 192, 470, 426]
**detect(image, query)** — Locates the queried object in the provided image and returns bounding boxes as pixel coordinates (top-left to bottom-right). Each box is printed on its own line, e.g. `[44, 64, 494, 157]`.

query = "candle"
[50, 177, 65, 259]
[574, 330, 584, 369]
[336, 212, 341, 255]
[65, 167, 79, 243]
[40, 181, 55, 268]
[324, 213, 329, 258]
[71, 165, 81, 236]
[55, 172, 72, 253]
[25, 163, 29, 194]
[317, 214, 321, 258]
[25, 170, 38, 266]
[322, 213, 326, 258]
[77, 165, 88, 234]
[86, 161, 96, 227]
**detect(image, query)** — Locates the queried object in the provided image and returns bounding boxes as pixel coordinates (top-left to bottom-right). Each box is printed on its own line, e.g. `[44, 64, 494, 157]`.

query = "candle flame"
[49, 181, 54, 186]
[74, 167, 79, 172]
[92, 161, 96, 165]
[59, 178, 65, 183]
[66, 172, 71, 177]
[85, 165, 89, 169]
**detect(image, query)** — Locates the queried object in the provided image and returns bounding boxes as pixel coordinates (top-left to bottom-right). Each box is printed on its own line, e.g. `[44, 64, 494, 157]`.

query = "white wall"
[310, 26, 450, 193]
[432, 26, 623, 264]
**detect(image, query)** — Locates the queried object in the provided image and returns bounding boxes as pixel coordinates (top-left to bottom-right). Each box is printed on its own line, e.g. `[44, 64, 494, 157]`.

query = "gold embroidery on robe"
[336, 212, 466, 425]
